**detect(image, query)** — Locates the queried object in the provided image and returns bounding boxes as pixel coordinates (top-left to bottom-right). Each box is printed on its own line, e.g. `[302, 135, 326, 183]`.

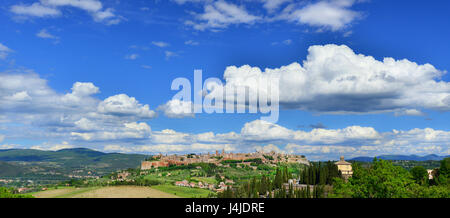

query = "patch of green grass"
[152, 184, 213, 198]
[191, 176, 216, 184]
[28, 186, 70, 195]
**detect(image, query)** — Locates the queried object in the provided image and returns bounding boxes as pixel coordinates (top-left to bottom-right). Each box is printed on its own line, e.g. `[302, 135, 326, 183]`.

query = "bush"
[330, 158, 450, 198]
[0, 187, 34, 198]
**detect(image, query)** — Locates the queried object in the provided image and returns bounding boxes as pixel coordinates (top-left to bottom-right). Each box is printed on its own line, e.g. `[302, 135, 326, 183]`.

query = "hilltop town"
[141, 149, 310, 170]
[135, 150, 310, 193]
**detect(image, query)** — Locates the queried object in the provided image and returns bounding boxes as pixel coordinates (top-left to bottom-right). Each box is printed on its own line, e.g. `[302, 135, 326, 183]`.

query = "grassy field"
[32, 186, 100, 198]
[32, 187, 79, 198]
[32, 186, 179, 198]
[152, 184, 213, 198]
[191, 176, 216, 184]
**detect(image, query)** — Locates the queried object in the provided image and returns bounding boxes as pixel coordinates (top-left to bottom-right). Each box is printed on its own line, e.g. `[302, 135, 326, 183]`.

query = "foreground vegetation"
[152, 184, 212, 198]
[0, 187, 34, 198]
[218, 158, 450, 198]
[218, 161, 338, 198]
[331, 157, 450, 198]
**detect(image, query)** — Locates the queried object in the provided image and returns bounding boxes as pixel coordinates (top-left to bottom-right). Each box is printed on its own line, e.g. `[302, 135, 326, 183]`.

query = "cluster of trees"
[273, 166, 292, 189]
[299, 161, 341, 185]
[263, 155, 274, 160]
[243, 158, 263, 164]
[272, 184, 325, 198]
[218, 166, 291, 198]
[432, 157, 449, 185]
[218, 165, 326, 198]
[109, 178, 161, 186]
[221, 160, 243, 164]
[186, 153, 196, 158]
[221, 158, 263, 165]
[218, 174, 273, 198]
[330, 158, 450, 198]
[0, 187, 34, 198]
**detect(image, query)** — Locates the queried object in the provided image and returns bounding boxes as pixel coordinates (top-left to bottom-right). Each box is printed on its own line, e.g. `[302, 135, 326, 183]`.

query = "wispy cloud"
[272, 39, 292, 46]
[185, 40, 199, 46]
[125, 53, 139, 60]
[10, 2, 61, 18]
[185, 0, 261, 31]
[152, 41, 170, 48]
[10, 0, 123, 25]
[36, 29, 60, 43]
[179, 0, 364, 32]
[0, 43, 13, 60]
[165, 51, 178, 60]
[262, 0, 292, 13]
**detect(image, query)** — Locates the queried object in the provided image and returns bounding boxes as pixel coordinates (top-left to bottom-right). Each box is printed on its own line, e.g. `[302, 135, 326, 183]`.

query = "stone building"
[427, 169, 437, 180]
[335, 156, 353, 180]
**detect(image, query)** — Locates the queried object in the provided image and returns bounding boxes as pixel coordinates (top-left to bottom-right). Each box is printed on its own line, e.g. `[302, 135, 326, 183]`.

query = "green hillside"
[0, 161, 28, 177]
[0, 148, 147, 187]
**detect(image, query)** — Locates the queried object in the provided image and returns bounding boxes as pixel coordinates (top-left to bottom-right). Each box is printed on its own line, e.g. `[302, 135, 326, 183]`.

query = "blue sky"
[0, 0, 450, 160]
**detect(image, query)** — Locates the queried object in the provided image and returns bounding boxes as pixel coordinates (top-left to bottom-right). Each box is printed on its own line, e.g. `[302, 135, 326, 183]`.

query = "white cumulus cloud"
[158, 99, 194, 118]
[277, 0, 362, 31]
[212, 44, 450, 114]
[0, 71, 157, 144]
[71, 122, 151, 141]
[98, 94, 156, 119]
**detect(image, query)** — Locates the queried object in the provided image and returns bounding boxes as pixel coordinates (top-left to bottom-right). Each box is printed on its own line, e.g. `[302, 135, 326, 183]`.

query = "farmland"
[152, 184, 213, 198]
[32, 186, 178, 198]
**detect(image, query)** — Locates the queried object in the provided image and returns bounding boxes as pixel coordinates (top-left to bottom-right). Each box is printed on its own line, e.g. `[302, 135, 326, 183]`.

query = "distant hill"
[350, 154, 449, 162]
[0, 148, 147, 179]
[0, 161, 28, 177]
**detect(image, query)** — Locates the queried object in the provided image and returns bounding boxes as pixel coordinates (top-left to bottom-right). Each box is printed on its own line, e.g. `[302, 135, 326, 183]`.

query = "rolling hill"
[350, 154, 449, 162]
[0, 148, 148, 183]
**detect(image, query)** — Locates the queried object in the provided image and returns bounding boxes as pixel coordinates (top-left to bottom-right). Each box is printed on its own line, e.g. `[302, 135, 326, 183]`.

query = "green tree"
[435, 158, 450, 185]
[0, 187, 34, 198]
[411, 166, 428, 185]
[331, 158, 417, 198]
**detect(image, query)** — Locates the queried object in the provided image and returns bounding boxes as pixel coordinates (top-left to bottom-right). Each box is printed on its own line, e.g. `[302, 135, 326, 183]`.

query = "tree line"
[299, 161, 341, 185]
[218, 165, 330, 198]
[330, 157, 450, 198]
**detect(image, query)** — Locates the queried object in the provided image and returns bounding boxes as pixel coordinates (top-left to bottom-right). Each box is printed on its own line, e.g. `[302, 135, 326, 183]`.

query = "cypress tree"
[306, 185, 311, 198]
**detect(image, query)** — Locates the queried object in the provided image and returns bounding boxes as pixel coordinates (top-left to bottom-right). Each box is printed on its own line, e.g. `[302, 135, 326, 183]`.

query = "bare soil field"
[32, 188, 77, 198]
[33, 186, 179, 198]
